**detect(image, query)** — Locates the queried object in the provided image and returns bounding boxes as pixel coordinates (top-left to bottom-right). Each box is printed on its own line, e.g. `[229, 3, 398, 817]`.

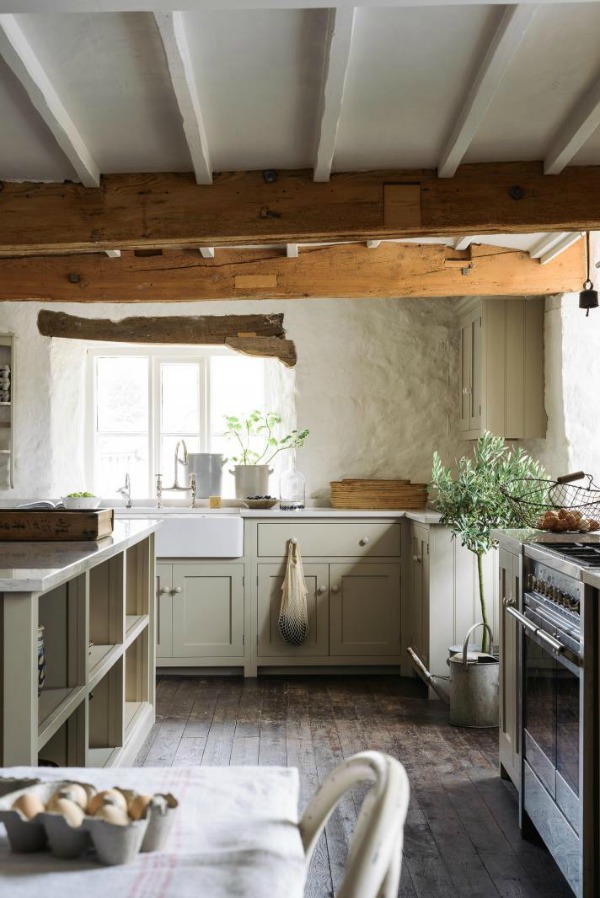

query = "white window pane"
[97, 357, 148, 433]
[161, 363, 200, 433]
[96, 435, 148, 498]
[210, 356, 265, 434]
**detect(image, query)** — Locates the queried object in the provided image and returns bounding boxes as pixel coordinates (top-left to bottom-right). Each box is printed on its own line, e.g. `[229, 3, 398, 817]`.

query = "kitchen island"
[0, 519, 160, 767]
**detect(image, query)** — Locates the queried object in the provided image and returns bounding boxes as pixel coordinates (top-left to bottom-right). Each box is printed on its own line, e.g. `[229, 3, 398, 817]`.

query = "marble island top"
[0, 519, 160, 593]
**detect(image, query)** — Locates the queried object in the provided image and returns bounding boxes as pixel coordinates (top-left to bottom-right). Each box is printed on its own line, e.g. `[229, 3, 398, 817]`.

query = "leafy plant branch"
[224, 411, 309, 465]
[431, 431, 546, 652]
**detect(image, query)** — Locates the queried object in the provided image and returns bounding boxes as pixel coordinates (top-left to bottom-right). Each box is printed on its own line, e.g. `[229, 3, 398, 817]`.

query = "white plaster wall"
[0, 297, 461, 502]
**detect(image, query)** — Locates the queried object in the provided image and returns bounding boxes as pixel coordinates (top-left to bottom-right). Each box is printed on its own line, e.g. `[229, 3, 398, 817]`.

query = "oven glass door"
[524, 631, 558, 781]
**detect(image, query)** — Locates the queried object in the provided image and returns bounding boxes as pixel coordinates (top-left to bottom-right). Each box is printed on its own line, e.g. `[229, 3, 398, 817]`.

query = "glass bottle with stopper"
[279, 456, 305, 510]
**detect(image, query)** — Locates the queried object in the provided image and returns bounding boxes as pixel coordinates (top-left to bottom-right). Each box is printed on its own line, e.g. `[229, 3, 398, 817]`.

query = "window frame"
[87, 344, 253, 497]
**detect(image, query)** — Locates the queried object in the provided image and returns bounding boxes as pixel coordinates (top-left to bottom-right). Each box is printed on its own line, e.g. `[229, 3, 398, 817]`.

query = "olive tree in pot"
[224, 411, 309, 500]
[431, 431, 545, 653]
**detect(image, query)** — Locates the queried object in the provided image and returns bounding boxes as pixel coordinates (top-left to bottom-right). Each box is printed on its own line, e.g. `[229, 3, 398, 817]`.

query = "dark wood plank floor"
[136, 675, 573, 898]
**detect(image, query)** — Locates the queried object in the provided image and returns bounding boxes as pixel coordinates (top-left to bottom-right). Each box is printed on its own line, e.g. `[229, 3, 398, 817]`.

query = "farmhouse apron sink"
[114, 508, 244, 558]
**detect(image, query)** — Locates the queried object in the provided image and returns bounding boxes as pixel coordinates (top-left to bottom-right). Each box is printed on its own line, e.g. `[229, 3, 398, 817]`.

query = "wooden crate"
[0, 509, 114, 541]
[330, 479, 428, 510]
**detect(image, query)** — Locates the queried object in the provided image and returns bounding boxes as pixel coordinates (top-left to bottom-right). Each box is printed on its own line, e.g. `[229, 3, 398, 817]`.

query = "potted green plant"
[224, 411, 309, 499]
[431, 431, 545, 653]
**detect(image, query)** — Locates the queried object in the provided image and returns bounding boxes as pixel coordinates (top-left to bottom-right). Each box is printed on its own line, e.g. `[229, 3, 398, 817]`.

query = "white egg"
[87, 788, 127, 815]
[56, 783, 89, 810]
[93, 804, 130, 826]
[48, 797, 85, 828]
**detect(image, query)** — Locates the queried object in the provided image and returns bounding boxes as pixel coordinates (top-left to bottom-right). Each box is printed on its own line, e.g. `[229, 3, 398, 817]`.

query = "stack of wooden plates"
[330, 479, 428, 510]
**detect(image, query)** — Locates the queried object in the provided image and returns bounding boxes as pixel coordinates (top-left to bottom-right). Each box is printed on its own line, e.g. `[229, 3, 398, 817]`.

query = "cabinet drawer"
[257, 522, 401, 557]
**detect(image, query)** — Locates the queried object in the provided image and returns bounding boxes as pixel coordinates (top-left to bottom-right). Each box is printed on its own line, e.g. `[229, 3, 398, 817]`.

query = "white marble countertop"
[112, 506, 442, 524]
[0, 519, 160, 594]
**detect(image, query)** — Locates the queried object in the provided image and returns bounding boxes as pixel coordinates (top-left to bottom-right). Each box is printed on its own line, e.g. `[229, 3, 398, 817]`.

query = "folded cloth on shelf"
[0, 765, 306, 898]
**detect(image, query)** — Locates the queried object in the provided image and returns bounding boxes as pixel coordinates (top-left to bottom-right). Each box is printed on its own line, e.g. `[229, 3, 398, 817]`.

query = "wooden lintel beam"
[38, 310, 296, 366]
[3, 164, 600, 255]
[1, 241, 584, 302]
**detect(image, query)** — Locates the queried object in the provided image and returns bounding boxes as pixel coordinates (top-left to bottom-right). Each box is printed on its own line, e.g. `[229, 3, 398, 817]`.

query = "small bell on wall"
[579, 231, 598, 317]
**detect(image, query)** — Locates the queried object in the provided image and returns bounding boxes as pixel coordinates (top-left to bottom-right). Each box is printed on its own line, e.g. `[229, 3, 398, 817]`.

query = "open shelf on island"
[88, 643, 123, 690]
[89, 660, 123, 757]
[38, 686, 86, 750]
[125, 614, 149, 646]
[87, 746, 119, 768]
[124, 701, 149, 738]
[38, 701, 86, 767]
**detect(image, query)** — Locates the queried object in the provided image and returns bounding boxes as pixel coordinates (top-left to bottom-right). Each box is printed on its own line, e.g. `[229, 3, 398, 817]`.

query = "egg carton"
[0, 780, 178, 865]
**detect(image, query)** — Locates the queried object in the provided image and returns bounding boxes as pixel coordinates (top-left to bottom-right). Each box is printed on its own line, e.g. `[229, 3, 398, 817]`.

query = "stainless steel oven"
[507, 543, 600, 898]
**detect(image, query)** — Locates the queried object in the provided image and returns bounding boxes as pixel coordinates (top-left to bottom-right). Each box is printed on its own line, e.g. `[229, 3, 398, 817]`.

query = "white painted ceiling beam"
[438, 4, 538, 178]
[544, 77, 600, 174]
[453, 236, 473, 250]
[529, 232, 569, 258]
[155, 11, 212, 185]
[0, 14, 99, 186]
[199, 247, 215, 258]
[313, 7, 355, 182]
[537, 232, 583, 264]
[3, 1, 594, 12]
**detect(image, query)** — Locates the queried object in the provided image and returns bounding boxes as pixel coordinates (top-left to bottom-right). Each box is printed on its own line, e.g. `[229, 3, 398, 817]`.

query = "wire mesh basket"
[501, 471, 600, 532]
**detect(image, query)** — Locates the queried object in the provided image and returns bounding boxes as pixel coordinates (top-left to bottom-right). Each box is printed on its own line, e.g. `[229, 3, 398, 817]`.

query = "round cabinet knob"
[412, 555, 422, 563]
[172, 586, 182, 594]
[159, 586, 171, 595]
[331, 585, 340, 594]
[359, 537, 370, 546]
[318, 585, 327, 594]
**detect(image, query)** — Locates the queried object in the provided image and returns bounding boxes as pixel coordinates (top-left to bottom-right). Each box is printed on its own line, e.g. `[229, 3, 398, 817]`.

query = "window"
[89, 348, 267, 498]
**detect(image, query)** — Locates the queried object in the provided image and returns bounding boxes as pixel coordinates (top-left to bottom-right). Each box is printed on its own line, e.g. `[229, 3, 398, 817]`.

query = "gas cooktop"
[539, 541, 600, 567]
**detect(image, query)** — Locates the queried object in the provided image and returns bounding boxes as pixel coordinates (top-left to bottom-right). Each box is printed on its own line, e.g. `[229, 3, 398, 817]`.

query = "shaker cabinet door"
[257, 562, 329, 657]
[156, 562, 173, 659]
[171, 563, 244, 658]
[329, 563, 400, 657]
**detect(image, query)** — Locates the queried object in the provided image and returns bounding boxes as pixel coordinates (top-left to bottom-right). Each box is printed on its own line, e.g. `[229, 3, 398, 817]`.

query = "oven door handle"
[506, 606, 565, 653]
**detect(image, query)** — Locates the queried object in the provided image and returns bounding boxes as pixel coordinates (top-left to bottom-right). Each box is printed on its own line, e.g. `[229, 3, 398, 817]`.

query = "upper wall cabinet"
[458, 297, 546, 440]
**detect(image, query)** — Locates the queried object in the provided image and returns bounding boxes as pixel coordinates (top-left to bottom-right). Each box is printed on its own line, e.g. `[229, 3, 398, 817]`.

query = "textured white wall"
[0, 297, 461, 502]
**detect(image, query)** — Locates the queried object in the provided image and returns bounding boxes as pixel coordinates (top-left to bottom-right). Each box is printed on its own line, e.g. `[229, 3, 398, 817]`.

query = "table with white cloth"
[0, 765, 307, 898]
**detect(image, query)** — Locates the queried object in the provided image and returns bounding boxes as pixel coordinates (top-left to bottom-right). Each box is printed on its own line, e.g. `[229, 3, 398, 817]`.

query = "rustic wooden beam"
[37, 311, 296, 366]
[3, 164, 600, 255]
[2, 241, 584, 302]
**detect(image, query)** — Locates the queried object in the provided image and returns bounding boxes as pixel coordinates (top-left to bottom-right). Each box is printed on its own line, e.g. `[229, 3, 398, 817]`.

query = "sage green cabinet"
[329, 563, 400, 656]
[257, 562, 329, 657]
[157, 561, 244, 661]
[498, 546, 521, 791]
[458, 297, 545, 440]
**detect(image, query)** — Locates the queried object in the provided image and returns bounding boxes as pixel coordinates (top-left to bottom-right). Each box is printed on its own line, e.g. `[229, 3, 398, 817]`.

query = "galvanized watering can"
[407, 622, 499, 728]
[447, 623, 499, 728]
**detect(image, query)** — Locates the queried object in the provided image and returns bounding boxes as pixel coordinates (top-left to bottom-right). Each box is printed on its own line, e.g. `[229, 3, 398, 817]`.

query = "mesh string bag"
[278, 539, 309, 646]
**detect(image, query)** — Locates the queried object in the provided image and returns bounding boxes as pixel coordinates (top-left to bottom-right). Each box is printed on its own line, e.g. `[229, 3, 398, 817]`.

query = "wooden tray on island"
[0, 508, 114, 541]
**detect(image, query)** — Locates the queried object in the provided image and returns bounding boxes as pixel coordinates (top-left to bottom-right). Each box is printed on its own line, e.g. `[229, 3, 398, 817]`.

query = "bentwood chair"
[300, 751, 410, 898]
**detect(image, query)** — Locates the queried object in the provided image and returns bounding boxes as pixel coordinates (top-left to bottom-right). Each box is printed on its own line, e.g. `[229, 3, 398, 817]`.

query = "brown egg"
[93, 804, 130, 826]
[56, 783, 89, 810]
[87, 788, 127, 816]
[127, 793, 153, 821]
[11, 792, 45, 819]
[48, 797, 85, 828]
